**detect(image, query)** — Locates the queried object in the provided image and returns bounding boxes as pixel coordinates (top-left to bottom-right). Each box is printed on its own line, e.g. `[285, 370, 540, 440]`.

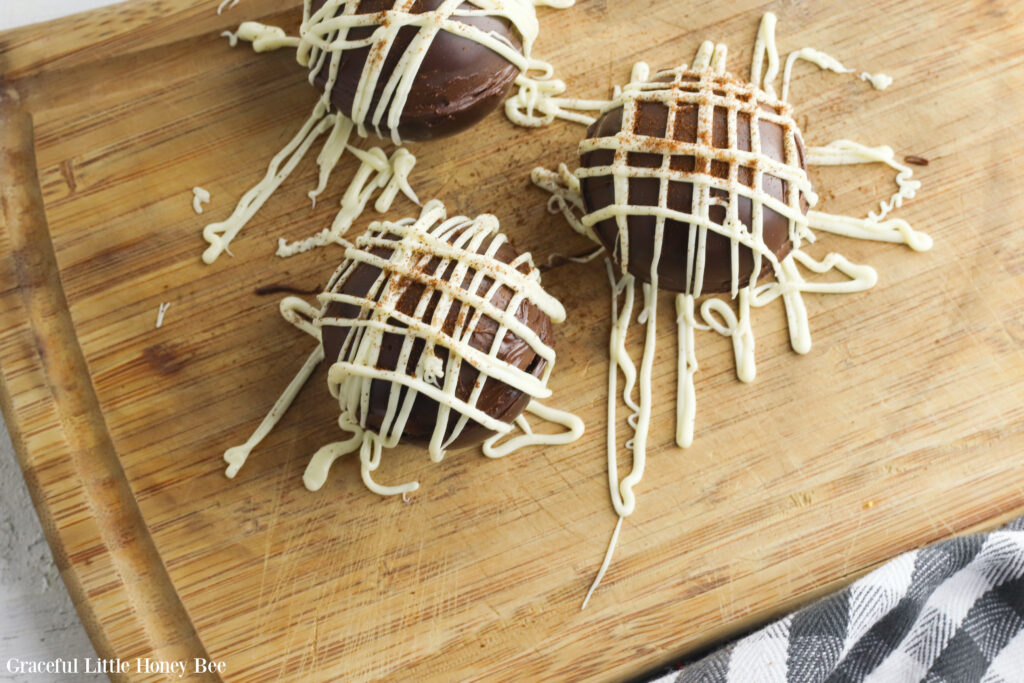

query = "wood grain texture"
[0, 94, 216, 681]
[1, 0, 1024, 680]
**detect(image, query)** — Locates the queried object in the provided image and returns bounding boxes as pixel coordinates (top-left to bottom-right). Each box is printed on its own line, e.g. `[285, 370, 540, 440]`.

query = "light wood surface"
[1, 0, 1023, 680]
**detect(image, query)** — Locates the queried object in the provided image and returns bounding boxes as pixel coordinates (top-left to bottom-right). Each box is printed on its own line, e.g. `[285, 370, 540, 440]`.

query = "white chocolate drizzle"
[531, 164, 596, 242]
[202, 100, 336, 263]
[807, 139, 924, 225]
[781, 48, 892, 101]
[532, 13, 932, 608]
[155, 302, 171, 329]
[202, 0, 579, 263]
[232, 21, 299, 52]
[296, 0, 569, 143]
[505, 81, 607, 128]
[191, 186, 211, 214]
[224, 200, 583, 495]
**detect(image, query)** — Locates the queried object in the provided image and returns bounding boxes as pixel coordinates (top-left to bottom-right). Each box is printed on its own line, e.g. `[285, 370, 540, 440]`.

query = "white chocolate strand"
[275, 145, 419, 258]
[581, 515, 622, 611]
[604, 260, 640, 517]
[751, 12, 780, 98]
[781, 48, 892, 102]
[533, 12, 931, 608]
[201, 97, 419, 262]
[701, 289, 755, 382]
[482, 400, 584, 458]
[308, 114, 354, 207]
[530, 165, 596, 242]
[217, 0, 241, 15]
[232, 21, 300, 52]
[303, 431, 366, 491]
[582, 261, 639, 607]
[505, 77, 607, 127]
[807, 211, 932, 251]
[675, 295, 702, 448]
[155, 302, 171, 329]
[202, 100, 336, 263]
[224, 201, 583, 493]
[224, 345, 326, 478]
[808, 140, 923, 224]
[749, 250, 879, 354]
[191, 186, 210, 214]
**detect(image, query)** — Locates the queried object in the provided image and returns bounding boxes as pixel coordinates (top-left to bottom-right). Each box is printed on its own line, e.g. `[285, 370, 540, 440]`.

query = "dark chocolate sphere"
[580, 71, 808, 293]
[311, 0, 523, 142]
[321, 230, 552, 450]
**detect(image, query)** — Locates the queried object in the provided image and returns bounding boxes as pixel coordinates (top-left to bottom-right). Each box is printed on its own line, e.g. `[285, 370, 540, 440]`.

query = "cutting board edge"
[0, 91, 214, 677]
[3, 0, 1024, 678]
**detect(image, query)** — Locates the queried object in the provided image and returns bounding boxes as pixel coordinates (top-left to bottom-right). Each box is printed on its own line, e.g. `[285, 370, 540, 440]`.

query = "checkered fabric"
[649, 517, 1024, 682]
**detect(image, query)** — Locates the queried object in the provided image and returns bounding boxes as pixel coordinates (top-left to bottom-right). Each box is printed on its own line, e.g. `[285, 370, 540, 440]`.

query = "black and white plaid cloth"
[653, 516, 1024, 682]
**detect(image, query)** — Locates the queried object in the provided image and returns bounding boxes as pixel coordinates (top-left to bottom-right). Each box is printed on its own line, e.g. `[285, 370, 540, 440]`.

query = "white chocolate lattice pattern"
[577, 63, 816, 298]
[299, 0, 564, 141]
[223, 200, 583, 495]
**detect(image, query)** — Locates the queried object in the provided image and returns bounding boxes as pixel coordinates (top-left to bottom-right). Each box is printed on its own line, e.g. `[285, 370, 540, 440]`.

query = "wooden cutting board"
[2, 0, 1023, 680]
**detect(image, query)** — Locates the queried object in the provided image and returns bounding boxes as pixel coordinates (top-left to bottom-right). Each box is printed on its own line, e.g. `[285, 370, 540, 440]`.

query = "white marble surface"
[1, 3, 127, 681]
[0, 433, 101, 682]
[0, 0, 127, 31]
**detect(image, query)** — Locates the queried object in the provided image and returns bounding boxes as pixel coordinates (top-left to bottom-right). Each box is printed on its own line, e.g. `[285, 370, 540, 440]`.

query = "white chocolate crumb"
[192, 186, 211, 214]
[155, 302, 171, 329]
[217, 0, 240, 15]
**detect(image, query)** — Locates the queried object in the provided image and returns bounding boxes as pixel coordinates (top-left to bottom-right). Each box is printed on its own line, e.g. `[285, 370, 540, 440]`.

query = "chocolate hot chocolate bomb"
[311, 0, 524, 141]
[580, 71, 809, 294]
[222, 201, 583, 492]
[321, 229, 553, 450]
